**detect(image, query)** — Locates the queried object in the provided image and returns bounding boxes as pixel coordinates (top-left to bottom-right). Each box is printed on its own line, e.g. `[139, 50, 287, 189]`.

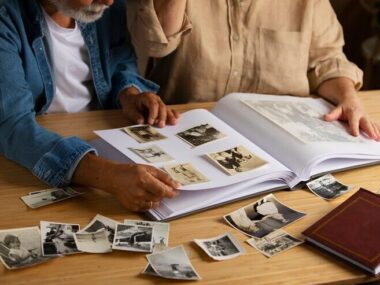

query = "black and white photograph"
[0, 227, 55, 270]
[207, 145, 267, 175]
[40, 221, 80, 256]
[123, 124, 167, 143]
[79, 214, 117, 248]
[306, 174, 350, 200]
[246, 229, 303, 257]
[194, 233, 244, 261]
[146, 246, 201, 280]
[224, 194, 305, 238]
[129, 145, 173, 164]
[164, 163, 209, 185]
[112, 224, 153, 252]
[142, 263, 160, 276]
[124, 220, 169, 252]
[73, 229, 111, 253]
[176, 123, 226, 147]
[20, 187, 81, 209]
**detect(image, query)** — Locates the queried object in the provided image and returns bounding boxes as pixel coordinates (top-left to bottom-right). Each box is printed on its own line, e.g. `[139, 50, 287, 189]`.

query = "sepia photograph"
[0, 227, 55, 270]
[112, 224, 153, 252]
[80, 214, 117, 247]
[306, 174, 350, 200]
[40, 221, 80, 256]
[123, 125, 167, 143]
[246, 229, 303, 257]
[146, 246, 201, 280]
[207, 145, 267, 175]
[74, 230, 111, 253]
[176, 123, 226, 147]
[164, 163, 209, 185]
[129, 145, 173, 164]
[224, 194, 305, 238]
[194, 232, 244, 261]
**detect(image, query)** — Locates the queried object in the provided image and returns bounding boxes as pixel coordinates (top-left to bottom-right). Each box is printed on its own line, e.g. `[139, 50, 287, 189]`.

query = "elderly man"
[0, 0, 180, 212]
[127, 0, 380, 140]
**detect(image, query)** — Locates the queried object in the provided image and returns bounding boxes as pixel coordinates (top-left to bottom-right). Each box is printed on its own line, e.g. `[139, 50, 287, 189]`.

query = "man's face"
[48, 0, 114, 23]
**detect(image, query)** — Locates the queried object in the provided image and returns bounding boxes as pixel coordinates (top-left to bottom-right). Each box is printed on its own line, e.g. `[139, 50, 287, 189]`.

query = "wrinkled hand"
[119, 87, 179, 127]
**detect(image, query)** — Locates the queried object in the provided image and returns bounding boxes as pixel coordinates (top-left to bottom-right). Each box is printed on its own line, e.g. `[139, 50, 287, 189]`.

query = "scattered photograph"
[164, 163, 209, 186]
[79, 214, 117, 248]
[246, 229, 303, 257]
[224, 194, 305, 238]
[142, 263, 160, 277]
[21, 187, 81, 209]
[124, 220, 169, 252]
[40, 221, 80, 256]
[0, 227, 55, 270]
[123, 124, 167, 143]
[194, 233, 244, 261]
[129, 145, 173, 164]
[306, 174, 350, 200]
[207, 145, 267, 175]
[146, 246, 201, 280]
[112, 224, 153, 252]
[176, 124, 226, 147]
[74, 229, 111, 253]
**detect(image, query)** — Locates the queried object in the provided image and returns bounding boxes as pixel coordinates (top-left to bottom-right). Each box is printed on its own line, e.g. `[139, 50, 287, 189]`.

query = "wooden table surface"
[1, 91, 380, 285]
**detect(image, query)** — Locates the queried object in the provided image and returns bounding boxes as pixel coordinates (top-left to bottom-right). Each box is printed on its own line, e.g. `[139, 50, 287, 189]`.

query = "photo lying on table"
[207, 145, 267, 175]
[123, 125, 167, 143]
[194, 232, 244, 261]
[224, 194, 305, 238]
[246, 229, 303, 257]
[79, 214, 118, 248]
[74, 230, 111, 254]
[306, 174, 350, 200]
[164, 163, 209, 186]
[112, 224, 153, 253]
[40, 222, 80, 256]
[176, 123, 226, 147]
[129, 145, 173, 164]
[0, 227, 55, 270]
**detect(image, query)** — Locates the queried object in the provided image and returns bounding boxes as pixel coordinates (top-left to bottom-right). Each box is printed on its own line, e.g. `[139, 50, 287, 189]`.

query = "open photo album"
[93, 93, 380, 221]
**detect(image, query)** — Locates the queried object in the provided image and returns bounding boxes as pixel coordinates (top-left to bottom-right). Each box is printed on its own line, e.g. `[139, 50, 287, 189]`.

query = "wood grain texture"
[0, 92, 380, 285]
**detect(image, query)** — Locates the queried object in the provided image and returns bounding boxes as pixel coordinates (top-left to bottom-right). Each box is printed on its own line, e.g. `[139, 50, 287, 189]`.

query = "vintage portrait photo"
[74, 230, 111, 253]
[224, 194, 305, 238]
[207, 145, 267, 175]
[306, 174, 350, 200]
[194, 233, 244, 261]
[164, 163, 209, 185]
[176, 124, 226, 147]
[246, 229, 303, 257]
[129, 145, 173, 164]
[0, 227, 54, 270]
[80, 214, 117, 247]
[112, 224, 153, 252]
[21, 187, 81, 209]
[40, 221, 80, 256]
[146, 246, 201, 280]
[123, 124, 167, 143]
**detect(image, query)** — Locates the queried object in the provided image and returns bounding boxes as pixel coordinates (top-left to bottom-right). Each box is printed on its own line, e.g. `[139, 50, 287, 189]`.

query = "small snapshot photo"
[40, 221, 80, 256]
[74, 230, 111, 254]
[164, 163, 209, 186]
[224, 194, 305, 238]
[176, 123, 226, 147]
[129, 145, 173, 164]
[112, 224, 153, 252]
[246, 229, 303, 258]
[80, 214, 117, 247]
[0, 227, 54, 270]
[207, 145, 267, 175]
[123, 125, 167, 143]
[194, 232, 244, 261]
[306, 174, 350, 200]
[142, 263, 160, 276]
[21, 187, 81, 209]
[146, 246, 201, 280]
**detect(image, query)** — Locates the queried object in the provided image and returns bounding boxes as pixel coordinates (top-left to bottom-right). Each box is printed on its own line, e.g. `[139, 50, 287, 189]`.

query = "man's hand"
[119, 87, 179, 127]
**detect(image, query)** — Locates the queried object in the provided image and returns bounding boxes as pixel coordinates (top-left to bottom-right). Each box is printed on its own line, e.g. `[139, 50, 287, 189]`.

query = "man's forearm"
[153, 0, 186, 36]
[317, 77, 357, 104]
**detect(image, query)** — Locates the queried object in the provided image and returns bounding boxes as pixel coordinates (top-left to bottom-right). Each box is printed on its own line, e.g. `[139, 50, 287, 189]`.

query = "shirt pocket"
[257, 28, 311, 96]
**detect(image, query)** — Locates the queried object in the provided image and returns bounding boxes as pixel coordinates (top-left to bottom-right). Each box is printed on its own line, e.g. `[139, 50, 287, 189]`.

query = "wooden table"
[1, 91, 380, 285]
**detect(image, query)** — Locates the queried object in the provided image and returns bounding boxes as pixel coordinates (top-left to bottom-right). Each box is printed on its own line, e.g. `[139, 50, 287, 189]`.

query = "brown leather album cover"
[303, 188, 380, 274]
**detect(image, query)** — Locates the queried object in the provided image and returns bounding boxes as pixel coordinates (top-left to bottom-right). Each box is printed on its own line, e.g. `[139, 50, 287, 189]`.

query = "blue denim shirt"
[0, 0, 159, 187]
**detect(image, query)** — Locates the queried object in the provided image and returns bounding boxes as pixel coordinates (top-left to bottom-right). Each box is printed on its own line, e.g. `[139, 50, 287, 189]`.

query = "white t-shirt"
[43, 10, 95, 113]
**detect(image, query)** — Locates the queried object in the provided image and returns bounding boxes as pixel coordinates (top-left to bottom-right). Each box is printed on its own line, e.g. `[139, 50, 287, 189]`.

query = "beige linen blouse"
[127, 0, 363, 104]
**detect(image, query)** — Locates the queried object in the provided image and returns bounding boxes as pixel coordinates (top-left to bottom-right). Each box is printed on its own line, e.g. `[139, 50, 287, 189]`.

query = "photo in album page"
[176, 123, 226, 147]
[129, 145, 173, 163]
[164, 163, 209, 186]
[123, 125, 167, 143]
[206, 145, 267, 175]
